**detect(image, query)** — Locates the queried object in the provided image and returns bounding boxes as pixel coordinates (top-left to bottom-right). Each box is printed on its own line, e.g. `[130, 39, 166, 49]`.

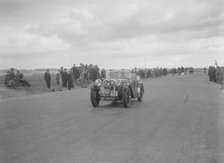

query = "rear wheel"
[123, 88, 131, 108]
[90, 89, 100, 107]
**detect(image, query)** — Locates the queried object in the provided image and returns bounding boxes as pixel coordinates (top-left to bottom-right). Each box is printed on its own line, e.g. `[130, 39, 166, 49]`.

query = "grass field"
[0, 70, 65, 100]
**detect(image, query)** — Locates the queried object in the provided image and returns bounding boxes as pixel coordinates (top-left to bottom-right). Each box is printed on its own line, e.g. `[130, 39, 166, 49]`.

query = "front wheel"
[137, 89, 143, 102]
[138, 84, 144, 102]
[123, 88, 131, 108]
[90, 89, 100, 107]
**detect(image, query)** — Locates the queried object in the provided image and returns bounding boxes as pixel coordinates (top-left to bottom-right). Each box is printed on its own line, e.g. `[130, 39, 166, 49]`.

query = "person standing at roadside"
[67, 69, 74, 90]
[44, 69, 51, 90]
[72, 64, 80, 84]
[56, 69, 62, 91]
[60, 67, 65, 86]
[101, 68, 106, 79]
[62, 68, 68, 87]
[220, 68, 224, 89]
[70, 68, 74, 88]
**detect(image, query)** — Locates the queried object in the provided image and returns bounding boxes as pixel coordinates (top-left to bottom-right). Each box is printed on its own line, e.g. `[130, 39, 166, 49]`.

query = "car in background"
[90, 69, 144, 108]
[189, 67, 194, 73]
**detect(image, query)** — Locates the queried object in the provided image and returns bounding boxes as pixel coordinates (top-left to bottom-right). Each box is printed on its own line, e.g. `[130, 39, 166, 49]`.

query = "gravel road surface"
[1, 73, 224, 163]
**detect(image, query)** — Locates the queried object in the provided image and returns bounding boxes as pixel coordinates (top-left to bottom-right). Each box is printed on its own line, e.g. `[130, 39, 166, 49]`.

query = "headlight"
[115, 80, 121, 86]
[95, 79, 102, 86]
[123, 81, 129, 87]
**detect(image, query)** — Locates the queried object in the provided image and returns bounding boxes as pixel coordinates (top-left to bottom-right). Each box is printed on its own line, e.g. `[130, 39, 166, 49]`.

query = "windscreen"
[106, 70, 132, 79]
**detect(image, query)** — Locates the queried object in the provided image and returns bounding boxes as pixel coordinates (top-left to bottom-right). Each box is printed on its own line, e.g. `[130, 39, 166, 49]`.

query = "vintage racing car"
[90, 69, 144, 108]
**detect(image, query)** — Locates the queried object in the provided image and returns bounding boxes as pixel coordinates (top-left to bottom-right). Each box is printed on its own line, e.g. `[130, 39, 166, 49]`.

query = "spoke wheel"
[123, 88, 131, 108]
[138, 90, 143, 102]
[90, 89, 100, 107]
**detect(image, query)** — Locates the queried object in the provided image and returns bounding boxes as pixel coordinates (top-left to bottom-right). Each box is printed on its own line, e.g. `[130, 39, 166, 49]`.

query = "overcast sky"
[0, 0, 223, 69]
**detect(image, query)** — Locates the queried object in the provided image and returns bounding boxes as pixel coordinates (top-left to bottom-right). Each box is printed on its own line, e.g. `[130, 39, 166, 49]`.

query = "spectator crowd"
[44, 63, 102, 91]
[208, 63, 224, 89]
[2, 63, 205, 91]
[133, 66, 194, 79]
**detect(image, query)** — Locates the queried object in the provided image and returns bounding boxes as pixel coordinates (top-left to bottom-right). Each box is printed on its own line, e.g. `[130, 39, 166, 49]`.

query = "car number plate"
[110, 90, 118, 96]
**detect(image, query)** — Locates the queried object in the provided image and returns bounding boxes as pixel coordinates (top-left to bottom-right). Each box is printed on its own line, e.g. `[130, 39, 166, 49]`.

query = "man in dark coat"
[101, 69, 106, 79]
[208, 66, 215, 81]
[60, 67, 65, 87]
[9, 68, 15, 80]
[67, 69, 74, 90]
[220, 68, 224, 89]
[62, 68, 68, 87]
[72, 64, 80, 83]
[70, 68, 74, 88]
[44, 69, 51, 90]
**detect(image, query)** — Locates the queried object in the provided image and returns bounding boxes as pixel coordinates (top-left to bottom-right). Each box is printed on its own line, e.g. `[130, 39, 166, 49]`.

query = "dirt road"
[0, 73, 224, 163]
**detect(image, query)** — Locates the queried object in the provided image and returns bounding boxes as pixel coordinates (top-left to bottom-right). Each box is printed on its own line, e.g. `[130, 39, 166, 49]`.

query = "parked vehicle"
[90, 69, 144, 108]
[189, 67, 194, 73]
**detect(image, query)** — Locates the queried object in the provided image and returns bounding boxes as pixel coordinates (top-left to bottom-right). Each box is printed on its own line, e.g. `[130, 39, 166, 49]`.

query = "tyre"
[90, 89, 100, 107]
[138, 84, 144, 102]
[138, 89, 143, 102]
[123, 88, 131, 108]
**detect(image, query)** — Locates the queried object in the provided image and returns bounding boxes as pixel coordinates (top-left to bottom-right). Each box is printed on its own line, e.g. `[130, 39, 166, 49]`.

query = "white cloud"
[0, 0, 223, 69]
[0, 26, 70, 54]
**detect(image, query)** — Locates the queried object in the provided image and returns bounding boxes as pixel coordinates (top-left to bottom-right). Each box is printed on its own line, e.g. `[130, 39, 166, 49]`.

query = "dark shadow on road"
[93, 100, 141, 110]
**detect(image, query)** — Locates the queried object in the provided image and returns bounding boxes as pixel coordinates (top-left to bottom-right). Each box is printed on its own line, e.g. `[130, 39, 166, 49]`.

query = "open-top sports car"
[90, 69, 144, 108]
